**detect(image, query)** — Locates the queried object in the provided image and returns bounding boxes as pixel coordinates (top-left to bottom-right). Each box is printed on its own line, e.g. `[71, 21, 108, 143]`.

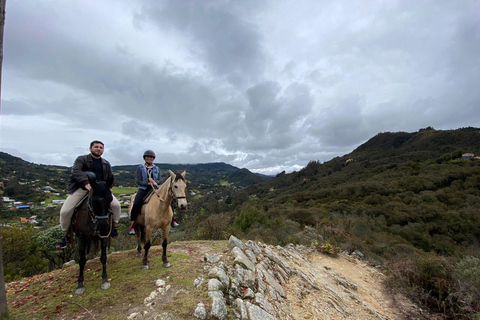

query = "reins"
[86, 187, 113, 239]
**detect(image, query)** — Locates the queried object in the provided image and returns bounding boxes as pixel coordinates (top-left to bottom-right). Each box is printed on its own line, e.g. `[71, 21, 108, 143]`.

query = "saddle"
[141, 188, 156, 205]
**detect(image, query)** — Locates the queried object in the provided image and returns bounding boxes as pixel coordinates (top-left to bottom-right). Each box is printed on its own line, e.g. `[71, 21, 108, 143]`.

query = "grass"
[111, 187, 137, 197]
[3, 240, 228, 319]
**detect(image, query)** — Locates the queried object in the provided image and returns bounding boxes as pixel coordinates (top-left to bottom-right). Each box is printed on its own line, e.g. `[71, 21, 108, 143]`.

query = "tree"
[0, 0, 8, 316]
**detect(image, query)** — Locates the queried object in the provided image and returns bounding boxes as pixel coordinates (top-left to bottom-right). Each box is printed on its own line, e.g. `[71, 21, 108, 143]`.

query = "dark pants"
[131, 187, 151, 222]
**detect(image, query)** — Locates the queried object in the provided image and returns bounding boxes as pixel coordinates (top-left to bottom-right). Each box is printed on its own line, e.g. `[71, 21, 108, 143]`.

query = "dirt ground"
[283, 251, 429, 320]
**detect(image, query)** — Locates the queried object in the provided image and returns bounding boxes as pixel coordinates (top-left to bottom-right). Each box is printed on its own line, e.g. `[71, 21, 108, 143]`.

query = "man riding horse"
[56, 140, 121, 249]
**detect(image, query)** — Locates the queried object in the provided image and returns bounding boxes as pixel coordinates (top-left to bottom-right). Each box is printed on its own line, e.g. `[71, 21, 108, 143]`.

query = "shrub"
[453, 256, 480, 313]
[2, 225, 48, 281]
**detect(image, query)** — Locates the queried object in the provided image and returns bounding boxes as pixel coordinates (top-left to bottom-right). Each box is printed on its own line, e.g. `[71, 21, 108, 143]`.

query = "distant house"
[52, 199, 66, 204]
[16, 205, 30, 210]
[462, 153, 475, 160]
[2, 196, 13, 203]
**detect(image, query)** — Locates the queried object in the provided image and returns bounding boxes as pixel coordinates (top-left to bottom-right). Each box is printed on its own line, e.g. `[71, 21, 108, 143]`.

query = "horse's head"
[89, 179, 113, 236]
[169, 170, 187, 210]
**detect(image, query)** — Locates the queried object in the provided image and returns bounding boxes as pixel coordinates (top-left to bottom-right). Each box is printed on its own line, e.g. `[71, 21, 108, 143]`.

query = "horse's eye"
[174, 185, 178, 188]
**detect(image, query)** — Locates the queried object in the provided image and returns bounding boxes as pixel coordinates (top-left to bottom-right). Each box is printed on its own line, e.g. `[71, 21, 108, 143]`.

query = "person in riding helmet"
[56, 140, 121, 249]
[129, 150, 179, 235]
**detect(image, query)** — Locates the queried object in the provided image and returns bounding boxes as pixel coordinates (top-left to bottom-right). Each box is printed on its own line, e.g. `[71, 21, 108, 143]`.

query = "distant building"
[52, 199, 66, 204]
[2, 197, 13, 202]
[462, 153, 475, 160]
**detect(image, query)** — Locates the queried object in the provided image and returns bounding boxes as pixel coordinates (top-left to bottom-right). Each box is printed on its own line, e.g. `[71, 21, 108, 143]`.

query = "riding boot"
[111, 222, 118, 239]
[56, 232, 72, 249]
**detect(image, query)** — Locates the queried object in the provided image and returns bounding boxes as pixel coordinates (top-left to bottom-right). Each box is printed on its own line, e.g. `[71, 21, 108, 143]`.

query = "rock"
[245, 302, 276, 320]
[194, 302, 207, 320]
[209, 266, 230, 289]
[194, 276, 204, 288]
[208, 278, 224, 292]
[204, 253, 222, 264]
[210, 294, 228, 320]
[254, 292, 276, 316]
[232, 247, 256, 272]
[234, 298, 248, 319]
[228, 235, 246, 250]
[63, 260, 76, 268]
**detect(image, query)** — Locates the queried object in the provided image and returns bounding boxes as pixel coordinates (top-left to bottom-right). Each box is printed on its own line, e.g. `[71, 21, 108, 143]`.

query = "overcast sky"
[1, 1, 479, 175]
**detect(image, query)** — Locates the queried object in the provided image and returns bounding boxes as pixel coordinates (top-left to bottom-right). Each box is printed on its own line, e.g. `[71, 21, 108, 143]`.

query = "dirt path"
[284, 251, 427, 320]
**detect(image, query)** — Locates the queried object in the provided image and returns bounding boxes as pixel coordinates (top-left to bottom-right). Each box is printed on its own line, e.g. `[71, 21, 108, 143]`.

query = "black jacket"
[66, 154, 114, 194]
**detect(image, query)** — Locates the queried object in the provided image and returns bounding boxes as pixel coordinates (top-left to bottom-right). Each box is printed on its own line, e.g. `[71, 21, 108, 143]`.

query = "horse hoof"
[142, 265, 149, 270]
[101, 282, 111, 290]
[75, 287, 85, 295]
[163, 262, 171, 268]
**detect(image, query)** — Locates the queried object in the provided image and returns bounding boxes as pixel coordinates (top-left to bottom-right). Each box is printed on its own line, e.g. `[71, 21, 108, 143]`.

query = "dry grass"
[3, 240, 228, 320]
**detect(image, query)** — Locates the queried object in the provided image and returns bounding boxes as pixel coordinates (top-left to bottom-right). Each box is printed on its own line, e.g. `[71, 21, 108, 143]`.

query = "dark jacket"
[66, 154, 114, 194]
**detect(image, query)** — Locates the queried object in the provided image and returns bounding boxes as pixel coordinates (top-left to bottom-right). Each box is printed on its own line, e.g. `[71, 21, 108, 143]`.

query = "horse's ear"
[181, 171, 186, 178]
[169, 170, 175, 179]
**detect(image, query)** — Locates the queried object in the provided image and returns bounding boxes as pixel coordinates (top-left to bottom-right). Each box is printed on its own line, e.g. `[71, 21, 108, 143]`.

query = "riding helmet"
[143, 150, 156, 159]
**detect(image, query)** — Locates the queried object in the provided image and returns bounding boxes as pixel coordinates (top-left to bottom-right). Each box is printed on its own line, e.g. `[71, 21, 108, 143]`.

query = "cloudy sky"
[1, 1, 479, 175]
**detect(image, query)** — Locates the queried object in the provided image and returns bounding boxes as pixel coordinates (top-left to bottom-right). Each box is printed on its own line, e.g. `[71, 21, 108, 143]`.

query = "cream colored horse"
[129, 170, 187, 269]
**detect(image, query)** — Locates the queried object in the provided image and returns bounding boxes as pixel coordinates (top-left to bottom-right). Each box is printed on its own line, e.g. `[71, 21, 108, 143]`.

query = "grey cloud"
[139, 0, 266, 83]
[121, 120, 154, 140]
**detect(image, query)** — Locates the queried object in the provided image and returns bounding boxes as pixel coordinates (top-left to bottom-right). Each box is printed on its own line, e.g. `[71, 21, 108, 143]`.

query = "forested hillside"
[181, 127, 480, 319]
[1, 127, 480, 319]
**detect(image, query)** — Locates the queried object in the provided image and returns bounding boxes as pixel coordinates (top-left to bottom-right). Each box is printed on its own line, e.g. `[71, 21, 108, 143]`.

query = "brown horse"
[72, 173, 114, 294]
[129, 170, 187, 269]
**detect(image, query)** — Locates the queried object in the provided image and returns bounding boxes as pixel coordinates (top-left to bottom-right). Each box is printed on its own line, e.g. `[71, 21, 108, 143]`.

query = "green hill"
[2, 127, 480, 318]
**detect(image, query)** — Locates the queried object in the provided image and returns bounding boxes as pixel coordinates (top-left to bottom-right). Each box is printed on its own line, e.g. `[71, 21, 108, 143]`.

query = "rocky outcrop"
[193, 235, 410, 320]
[194, 235, 310, 320]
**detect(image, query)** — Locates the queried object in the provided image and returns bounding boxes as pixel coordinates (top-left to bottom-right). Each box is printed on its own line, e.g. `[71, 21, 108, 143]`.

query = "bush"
[36, 225, 78, 270]
[1, 225, 48, 281]
[453, 256, 480, 314]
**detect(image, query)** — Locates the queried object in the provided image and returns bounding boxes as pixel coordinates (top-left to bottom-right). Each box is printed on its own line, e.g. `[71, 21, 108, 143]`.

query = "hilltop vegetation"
[1, 126, 480, 319]
[180, 127, 480, 319]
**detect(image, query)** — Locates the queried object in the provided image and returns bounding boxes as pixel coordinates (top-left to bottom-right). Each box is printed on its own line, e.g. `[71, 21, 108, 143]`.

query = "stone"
[208, 278, 224, 292]
[234, 298, 248, 319]
[209, 266, 230, 289]
[194, 302, 207, 320]
[254, 292, 276, 316]
[204, 253, 222, 264]
[245, 302, 276, 320]
[228, 235, 246, 250]
[232, 247, 256, 272]
[210, 295, 228, 320]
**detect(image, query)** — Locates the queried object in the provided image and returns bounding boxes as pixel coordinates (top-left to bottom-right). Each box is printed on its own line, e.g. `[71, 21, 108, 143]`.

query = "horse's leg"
[100, 239, 110, 290]
[136, 227, 143, 258]
[137, 234, 142, 258]
[76, 237, 87, 295]
[142, 226, 153, 270]
[161, 228, 171, 268]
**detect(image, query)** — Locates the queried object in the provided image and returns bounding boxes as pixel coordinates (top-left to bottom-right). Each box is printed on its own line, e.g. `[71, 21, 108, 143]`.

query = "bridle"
[150, 177, 186, 204]
[86, 187, 113, 238]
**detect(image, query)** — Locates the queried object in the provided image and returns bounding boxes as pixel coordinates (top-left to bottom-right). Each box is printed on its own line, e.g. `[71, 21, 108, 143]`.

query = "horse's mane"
[173, 172, 186, 181]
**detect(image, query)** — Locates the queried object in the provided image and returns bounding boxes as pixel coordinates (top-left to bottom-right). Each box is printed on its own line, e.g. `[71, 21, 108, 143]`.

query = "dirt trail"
[284, 251, 427, 320]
